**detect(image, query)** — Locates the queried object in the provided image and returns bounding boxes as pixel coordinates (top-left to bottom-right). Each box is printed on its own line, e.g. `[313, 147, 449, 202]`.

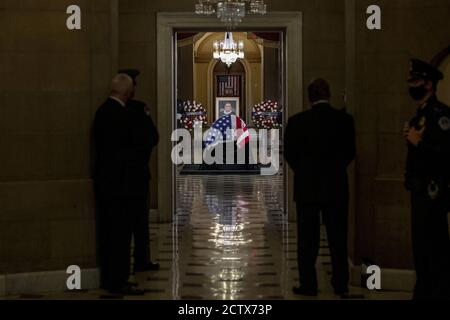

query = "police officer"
[404, 59, 450, 300]
[119, 69, 160, 273]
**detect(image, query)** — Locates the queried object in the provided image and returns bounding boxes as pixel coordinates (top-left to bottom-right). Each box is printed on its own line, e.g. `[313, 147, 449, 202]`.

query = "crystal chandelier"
[195, 0, 267, 27]
[213, 32, 244, 67]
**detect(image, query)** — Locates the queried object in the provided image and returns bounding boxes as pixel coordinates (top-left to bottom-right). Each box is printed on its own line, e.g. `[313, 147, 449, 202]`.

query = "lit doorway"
[172, 29, 289, 299]
[156, 12, 303, 299]
[174, 29, 287, 217]
[156, 12, 303, 224]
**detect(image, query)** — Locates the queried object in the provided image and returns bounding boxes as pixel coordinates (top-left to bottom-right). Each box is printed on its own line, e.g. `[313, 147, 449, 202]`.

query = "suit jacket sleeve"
[148, 115, 159, 148]
[284, 118, 299, 171]
[343, 114, 356, 168]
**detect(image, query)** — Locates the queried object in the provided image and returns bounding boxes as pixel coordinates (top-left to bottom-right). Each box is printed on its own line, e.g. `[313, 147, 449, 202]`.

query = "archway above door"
[194, 32, 262, 124]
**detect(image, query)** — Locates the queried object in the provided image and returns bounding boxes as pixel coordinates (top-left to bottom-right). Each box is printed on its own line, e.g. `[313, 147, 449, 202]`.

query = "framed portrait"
[216, 97, 240, 120]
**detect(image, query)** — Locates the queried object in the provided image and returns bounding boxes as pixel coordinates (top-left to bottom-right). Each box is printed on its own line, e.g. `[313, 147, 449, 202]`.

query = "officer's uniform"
[119, 69, 160, 272]
[405, 59, 450, 300]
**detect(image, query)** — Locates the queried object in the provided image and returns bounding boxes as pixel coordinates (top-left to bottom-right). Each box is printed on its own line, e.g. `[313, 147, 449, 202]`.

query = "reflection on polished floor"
[4, 172, 411, 300]
[171, 172, 288, 300]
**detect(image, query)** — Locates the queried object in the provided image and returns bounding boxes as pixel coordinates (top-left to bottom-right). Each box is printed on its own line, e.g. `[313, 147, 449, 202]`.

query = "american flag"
[205, 115, 250, 149]
[217, 75, 240, 97]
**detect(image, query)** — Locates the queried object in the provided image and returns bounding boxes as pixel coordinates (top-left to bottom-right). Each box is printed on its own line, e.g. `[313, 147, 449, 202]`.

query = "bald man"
[93, 74, 144, 295]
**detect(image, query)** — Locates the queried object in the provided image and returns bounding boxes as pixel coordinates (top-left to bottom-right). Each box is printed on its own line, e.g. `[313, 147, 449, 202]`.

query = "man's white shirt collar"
[110, 96, 126, 107]
[312, 100, 330, 106]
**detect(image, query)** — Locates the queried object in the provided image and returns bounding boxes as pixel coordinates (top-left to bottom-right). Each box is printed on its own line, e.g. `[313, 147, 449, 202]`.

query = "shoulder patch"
[438, 116, 450, 131]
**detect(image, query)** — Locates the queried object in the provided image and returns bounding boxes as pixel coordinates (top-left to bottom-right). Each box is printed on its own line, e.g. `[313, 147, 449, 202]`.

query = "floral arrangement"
[179, 100, 207, 131]
[252, 100, 282, 129]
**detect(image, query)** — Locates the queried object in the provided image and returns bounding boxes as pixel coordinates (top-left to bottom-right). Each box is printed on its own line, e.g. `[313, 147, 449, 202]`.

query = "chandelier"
[195, 0, 267, 27]
[213, 32, 244, 67]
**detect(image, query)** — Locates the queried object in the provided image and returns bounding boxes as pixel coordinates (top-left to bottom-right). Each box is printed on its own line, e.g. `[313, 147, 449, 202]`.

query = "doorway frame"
[156, 12, 303, 222]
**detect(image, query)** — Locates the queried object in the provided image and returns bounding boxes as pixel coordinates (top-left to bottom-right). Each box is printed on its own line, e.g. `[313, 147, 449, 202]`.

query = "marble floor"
[3, 170, 411, 300]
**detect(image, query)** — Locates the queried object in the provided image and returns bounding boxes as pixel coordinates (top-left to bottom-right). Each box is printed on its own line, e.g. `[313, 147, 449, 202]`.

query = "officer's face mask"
[408, 84, 428, 101]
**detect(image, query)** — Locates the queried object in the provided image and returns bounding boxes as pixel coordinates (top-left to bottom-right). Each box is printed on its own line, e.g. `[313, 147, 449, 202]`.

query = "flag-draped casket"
[204, 115, 252, 165]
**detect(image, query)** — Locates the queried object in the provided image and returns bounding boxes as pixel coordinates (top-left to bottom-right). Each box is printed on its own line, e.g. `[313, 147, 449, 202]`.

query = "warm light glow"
[213, 32, 245, 67]
[195, 0, 267, 27]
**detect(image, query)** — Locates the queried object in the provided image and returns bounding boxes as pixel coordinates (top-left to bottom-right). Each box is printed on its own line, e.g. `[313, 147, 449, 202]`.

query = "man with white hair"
[93, 73, 145, 295]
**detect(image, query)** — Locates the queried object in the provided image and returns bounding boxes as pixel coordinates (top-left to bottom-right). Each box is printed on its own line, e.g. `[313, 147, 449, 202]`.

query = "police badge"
[438, 116, 450, 131]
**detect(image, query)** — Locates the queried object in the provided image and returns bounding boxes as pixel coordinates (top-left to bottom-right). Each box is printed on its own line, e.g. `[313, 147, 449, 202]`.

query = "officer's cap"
[118, 68, 140, 84]
[408, 59, 443, 83]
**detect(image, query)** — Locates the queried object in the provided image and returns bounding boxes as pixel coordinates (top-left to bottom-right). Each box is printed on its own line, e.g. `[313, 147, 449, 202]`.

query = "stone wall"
[0, 0, 116, 274]
[353, 0, 450, 268]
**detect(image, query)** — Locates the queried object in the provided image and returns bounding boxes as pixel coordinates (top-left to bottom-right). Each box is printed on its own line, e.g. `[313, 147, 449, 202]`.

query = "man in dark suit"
[284, 78, 356, 296]
[93, 73, 144, 295]
[119, 68, 160, 273]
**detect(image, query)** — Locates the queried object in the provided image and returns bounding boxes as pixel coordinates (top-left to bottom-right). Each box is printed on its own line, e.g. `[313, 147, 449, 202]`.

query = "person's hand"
[407, 127, 425, 146]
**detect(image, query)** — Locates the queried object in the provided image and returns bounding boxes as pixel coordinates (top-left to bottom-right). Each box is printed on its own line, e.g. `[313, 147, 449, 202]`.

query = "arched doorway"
[157, 13, 303, 223]
[170, 27, 291, 300]
[194, 32, 263, 125]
